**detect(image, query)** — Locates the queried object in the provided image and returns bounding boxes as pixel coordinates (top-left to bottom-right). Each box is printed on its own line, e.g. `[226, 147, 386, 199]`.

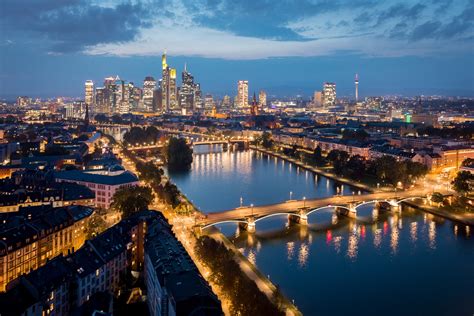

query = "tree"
[136, 161, 163, 185]
[344, 155, 366, 180]
[342, 129, 369, 141]
[431, 192, 444, 207]
[111, 186, 154, 218]
[94, 114, 108, 123]
[461, 158, 474, 167]
[86, 212, 107, 239]
[326, 150, 349, 175]
[260, 131, 274, 149]
[404, 161, 428, 183]
[451, 171, 473, 195]
[312, 146, 324, 166]
[159, 181, 181, 207]
[165, 137, 193, 170]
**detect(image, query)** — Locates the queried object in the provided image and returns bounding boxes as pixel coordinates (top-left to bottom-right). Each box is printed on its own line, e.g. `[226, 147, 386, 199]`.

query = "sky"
[0, 0, 473, 99]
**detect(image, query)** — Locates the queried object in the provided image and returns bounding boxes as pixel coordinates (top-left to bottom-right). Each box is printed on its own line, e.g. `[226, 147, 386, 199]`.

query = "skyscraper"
[180, 64, 195, 110]
[161, 52, 170, 112]
[160, 51, 178, 112]
[312, 91, 322, 107]
[322, 82, 336, 107]
[221, 95, 231, 108]
[84, 80, 95, 107]
[237, 80, 249, 108]
[355, 74, 359, 102]
[143, 76, 156, 112]
[113, 76, 130, 114]
[169, 68, 178, 110]
[194, 83, 203, 109]
[259, 90, 267, 108]
[204, 94, 215, 109]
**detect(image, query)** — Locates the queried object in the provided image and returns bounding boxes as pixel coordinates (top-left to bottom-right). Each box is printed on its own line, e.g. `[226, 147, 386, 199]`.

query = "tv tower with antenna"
[355, 73, 359, 102]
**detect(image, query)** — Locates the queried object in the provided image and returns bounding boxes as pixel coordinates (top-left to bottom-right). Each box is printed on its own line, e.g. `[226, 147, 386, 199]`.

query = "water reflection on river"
[169, 146, 474, 316]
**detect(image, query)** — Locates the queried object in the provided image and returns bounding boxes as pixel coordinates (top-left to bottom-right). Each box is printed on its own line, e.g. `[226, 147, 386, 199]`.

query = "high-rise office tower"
[143, 76, 156, 112]
[237, 80, 249, 108]
[129, 83, 142, 111]
[222, 95, 231, 108]
[180, 64, 195, 110]
[95, 87, 107, 114]
[355, 74, 359, 102]
[322, 82, 336, 107]
[259, 90, 267, 108]
[194, 83, 203, 109]
[161, 52, 170, 112]
[84, 80, 95, 107]
[160, 51, 178, 112]
[312, 91, 322, 107]
[204, 94, 215, 109]
[103, 76, 117, 113]
[111, 76, 129, 114]
[169, 68, 178, 109]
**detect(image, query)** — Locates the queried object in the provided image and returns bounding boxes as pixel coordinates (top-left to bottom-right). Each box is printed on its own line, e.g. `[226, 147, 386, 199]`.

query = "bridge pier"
[336, 206, 357, 219]
[389, 200, 401, 212]
[288, 212, 307, 225]
[239, 218, 256, 233]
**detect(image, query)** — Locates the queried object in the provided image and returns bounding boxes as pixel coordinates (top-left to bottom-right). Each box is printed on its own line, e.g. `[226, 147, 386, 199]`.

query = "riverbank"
[252, 145, 376, 193]
[203, 227, 302, 316]
[403, 200, 474, 226]
[122, 146, 300, 315]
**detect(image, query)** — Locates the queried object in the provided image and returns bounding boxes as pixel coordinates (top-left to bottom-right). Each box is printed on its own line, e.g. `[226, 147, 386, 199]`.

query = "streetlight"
[240, 196, 243, 208]
[303, 196, 306, 208]
[352, 191, 355, 202]
[251, 203, 254, 216]
[289, 191, 293, 201]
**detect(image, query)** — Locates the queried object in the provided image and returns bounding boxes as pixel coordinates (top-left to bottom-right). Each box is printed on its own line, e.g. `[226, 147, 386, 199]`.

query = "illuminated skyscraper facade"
[312, 91, 322, 108]
[222, 95, 231, 108]
[143, 76, 156, 112]
[180, 64, 194, 110]
[84, 80, 95, 108]
[237, 80, 249, 107]
[322, 82, 336, 107]
[161, 52, 178, 112]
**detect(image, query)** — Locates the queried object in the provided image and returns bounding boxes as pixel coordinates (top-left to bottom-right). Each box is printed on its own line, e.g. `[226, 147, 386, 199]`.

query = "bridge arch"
[201, 220, 248, 230]
[253, 212, 300, 223]
[305, 205, 352, 217]
[396, 196, 425, 204]
[354, 200, 382, 210]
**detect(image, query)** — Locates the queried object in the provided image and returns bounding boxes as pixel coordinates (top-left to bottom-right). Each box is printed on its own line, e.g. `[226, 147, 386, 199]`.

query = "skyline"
[1, 0, 474, 98]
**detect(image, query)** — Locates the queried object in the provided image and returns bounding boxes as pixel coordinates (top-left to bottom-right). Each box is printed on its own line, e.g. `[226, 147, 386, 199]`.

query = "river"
[168, 146, 474, 316]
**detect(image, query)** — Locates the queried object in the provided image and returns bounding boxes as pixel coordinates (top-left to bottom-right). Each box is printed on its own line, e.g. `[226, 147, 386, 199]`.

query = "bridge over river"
[199, 191, 428, 232]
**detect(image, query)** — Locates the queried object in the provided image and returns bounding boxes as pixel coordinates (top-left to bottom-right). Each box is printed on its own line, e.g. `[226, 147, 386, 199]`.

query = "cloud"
[410, 21, 442, 40]
[1, 0, 473, 59]
[376, 3, 426, 26]
[0, 0, 154, 52]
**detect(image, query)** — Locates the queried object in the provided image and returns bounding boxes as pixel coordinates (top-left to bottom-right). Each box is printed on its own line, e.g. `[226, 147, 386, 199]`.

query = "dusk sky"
[1, 0, 473, 99]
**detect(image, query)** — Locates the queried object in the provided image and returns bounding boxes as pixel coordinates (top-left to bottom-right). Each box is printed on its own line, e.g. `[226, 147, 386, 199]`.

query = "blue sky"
[0, 0, 473, 99]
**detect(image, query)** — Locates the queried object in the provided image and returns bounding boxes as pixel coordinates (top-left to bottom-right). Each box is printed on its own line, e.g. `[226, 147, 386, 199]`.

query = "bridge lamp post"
[240, 196, 243, 207]
[251, 203, 254, 217]
[303, 196, 306, 208]
[352, 191, 355, 202]
[289, 191, 293, 201]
